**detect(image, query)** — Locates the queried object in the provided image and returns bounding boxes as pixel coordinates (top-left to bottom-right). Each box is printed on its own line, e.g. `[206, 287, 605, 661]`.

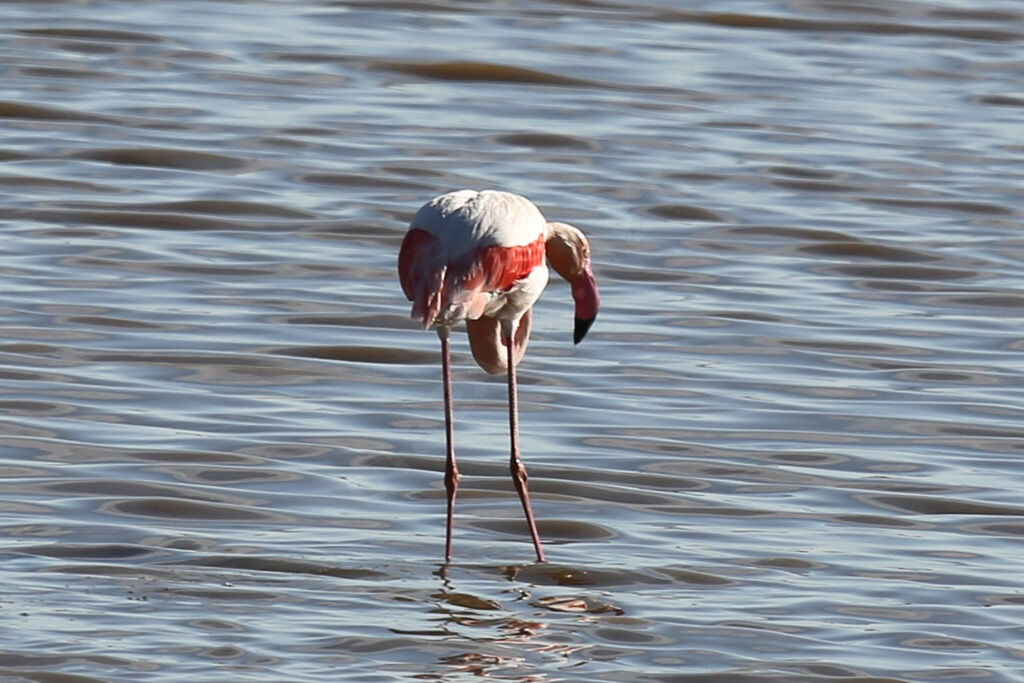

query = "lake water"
[3, 1, 1024, 681]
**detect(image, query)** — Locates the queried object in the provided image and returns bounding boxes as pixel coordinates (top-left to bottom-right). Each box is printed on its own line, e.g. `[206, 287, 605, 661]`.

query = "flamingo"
[398, 190, 600, 563]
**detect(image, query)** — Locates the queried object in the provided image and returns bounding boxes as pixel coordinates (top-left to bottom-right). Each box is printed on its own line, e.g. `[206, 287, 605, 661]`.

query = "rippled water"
[4, 0, 1024, 681]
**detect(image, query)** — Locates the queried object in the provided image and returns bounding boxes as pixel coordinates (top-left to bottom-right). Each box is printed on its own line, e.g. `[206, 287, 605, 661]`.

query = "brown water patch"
[18, 27, 167, 43]
[0, 400, 74, 417]
[863, 197, 1014, 216]
[63, 315, 173, 330]
[975, 94, 1024, 107]
[15, 208, 245, 231]
[821, 264, 979, 281]
[272, 313, 408, 330]
[184, 555, 388, 579]
[932, 7, 1023, 21]
[644, 204, 725, 221]
[20, 543, 161, 560]
[648, 505, 773, 518]
[101, 497, 290, 522]
[763, 337, 932, 357]
[0, 369, 60, 383]
[0, 651, 137, 673]
[133, 199, 317, 219]
[665, 10, 1023, 41]
[375, 60, 595, 86]
[765, 165, 839, 179]
[62, 253, 275, 275]
[128, 449, 260, 465]
[598, 264, 708, 283]
[798, 242, 939, 262]
[722, 224, 854, 242]
[40, 480, 250, 505]
[153, 466, 304, 486]
[16, 65, 121, 81]
[474, 517, 615, 541]
[893, 369, 1000, 386]
[0, 99, 113, 123]
[494, 132, 597, 150]
[272, 344, 436, 365]
[0, 149, 31, 162]
[595, 626, 672, 645]
[836, 514, 923, 528]
[71, 147, 258, 173]
[771, 178, 859, 193]
[302, 172, 431, 190]
[964, 521, 1024, 537]
[862, 494, 1024, 516]
[922, 293, 1024, 309]
[189, 618, 246, 632]
[749, 557, 825, 570]
[527, 479, 682, 506]
[0, 174, 123, 193]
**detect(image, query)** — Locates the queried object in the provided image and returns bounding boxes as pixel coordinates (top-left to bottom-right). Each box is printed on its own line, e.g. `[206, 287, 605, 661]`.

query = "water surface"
[3, 0, 1024, 681]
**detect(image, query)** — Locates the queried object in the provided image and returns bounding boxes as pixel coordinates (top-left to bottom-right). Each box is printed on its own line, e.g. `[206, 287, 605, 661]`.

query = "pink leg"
[439, 329, 459, 563]
[505, 331, 546, 563]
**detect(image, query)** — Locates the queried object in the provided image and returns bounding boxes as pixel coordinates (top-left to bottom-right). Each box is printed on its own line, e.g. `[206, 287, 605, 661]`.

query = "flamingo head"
[546, 222, 600, 344]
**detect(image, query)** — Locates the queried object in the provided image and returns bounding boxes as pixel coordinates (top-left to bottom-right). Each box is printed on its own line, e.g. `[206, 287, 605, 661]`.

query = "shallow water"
[3, 0, 1024, 681]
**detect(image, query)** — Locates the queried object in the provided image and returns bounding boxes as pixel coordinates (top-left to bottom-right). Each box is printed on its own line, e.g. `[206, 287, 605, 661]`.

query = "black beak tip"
[573, 317, 595, 345]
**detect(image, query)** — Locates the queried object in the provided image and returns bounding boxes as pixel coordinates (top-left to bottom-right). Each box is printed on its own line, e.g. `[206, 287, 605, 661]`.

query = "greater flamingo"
[398, 190, 600, 563]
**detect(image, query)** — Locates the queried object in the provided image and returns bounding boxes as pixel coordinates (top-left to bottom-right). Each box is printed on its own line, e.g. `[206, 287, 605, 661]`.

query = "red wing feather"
[448, 234, 546, 297]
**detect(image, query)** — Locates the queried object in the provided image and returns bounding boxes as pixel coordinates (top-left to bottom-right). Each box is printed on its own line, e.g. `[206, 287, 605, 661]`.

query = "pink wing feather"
[398, 228, 447, 328]
[399, 230, 546, 328]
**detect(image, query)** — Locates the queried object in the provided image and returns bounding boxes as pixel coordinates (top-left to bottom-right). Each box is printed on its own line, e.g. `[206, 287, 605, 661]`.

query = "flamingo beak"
[572, 261, 600, 345]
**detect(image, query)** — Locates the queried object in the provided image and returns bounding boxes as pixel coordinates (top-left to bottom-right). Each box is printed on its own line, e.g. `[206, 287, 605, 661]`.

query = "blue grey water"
[2, 1, 1024, 681]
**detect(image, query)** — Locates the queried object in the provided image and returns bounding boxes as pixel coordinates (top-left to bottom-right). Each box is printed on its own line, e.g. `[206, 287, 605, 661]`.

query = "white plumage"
[409, 190, 548, 257]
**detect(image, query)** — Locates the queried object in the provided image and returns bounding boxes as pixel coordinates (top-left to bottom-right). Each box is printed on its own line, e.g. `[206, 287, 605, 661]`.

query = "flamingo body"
[398, 189, 599, 563]
[399, 190, 550, 331]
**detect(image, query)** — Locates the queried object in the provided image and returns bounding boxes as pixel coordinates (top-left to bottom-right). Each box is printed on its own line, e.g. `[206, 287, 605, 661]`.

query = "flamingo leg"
[505, 328, 547, 563]
[439, 327, 459, 563]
